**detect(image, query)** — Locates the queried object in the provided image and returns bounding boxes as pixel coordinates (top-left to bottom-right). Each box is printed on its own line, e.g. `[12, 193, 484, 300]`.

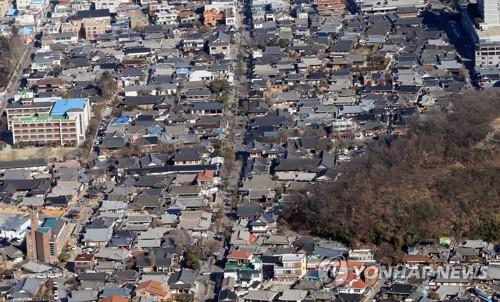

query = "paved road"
[208, 1, 251, 301]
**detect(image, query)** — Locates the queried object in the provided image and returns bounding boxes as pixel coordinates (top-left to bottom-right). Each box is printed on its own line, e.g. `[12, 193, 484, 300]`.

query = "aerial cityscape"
[0, 0, 498, 301]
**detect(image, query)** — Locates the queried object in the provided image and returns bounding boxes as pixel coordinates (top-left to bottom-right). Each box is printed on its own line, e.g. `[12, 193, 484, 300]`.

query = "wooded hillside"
[283, 91, 500, 264]
[0, 34, 23, 88]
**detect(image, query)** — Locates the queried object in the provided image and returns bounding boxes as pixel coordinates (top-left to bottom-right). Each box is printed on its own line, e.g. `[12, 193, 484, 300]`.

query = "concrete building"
[273, 253, 307, 284]
[16, 0, 31, 11]
[94, 0, 130, 13]
[354, 0, 426, 14]
[475, 40, 500, 67]
[208, 30, 231, 58]
[69, 9, 111, 40]
[26, 214, 72, 264]
[26, 213, 39, 261]
[6, 98, 91, 147]
[482, 0, 500, 26]
[475, 1, 500, 68]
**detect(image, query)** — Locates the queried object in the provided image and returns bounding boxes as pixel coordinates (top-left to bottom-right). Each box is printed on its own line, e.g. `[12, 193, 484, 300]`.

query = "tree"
[53, 64, 63, 73]
[283, 91, 500, 254]
[216, 208, 224, 220]
[183, 247, 201, 271]
[97, 71, 118, 99]
[428, 291, 440, 300]
[209, 79, 230, 94]
[0, 34, 23, 88]
[216, 94, 229, 107]
[203, 239, 223, 255]
[279, 38, 288, 48]
[275, 184, 285, 197]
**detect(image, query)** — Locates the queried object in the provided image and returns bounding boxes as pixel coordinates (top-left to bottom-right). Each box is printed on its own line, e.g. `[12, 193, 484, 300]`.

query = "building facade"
[27, 215, 72, 264]
[6, 98, 91, 147]
[483, 0, 500, 26]
[475, 41, 500, 67]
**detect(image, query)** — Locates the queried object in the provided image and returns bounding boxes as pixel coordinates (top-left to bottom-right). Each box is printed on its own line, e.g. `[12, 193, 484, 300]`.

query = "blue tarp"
[111, 116, 130, 125]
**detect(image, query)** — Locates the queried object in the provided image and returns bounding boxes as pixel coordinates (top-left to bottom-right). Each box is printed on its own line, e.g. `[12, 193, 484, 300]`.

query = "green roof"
[13, 114, 66, 122]
[225, 262, 256, 271]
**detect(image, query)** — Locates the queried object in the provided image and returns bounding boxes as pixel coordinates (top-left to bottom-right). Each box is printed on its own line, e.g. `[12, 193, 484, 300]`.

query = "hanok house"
[189, 102, 224, 116]
[122, 95, 165, 110]
[78, 272, 107, 290]
[168, 269, 197, 295]
[174, 149, 203, 166]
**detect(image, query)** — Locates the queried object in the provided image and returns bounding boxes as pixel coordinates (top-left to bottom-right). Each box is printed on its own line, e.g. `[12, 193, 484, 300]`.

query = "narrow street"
[205, 1, 251, 301]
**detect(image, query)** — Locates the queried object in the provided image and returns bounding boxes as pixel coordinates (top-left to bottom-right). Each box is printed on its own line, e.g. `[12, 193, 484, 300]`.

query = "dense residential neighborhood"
[0, 0, 498, 301]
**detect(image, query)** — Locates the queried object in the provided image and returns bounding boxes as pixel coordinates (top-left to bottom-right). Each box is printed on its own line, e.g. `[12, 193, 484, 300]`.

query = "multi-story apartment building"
[481, 0, 500, 26]
[251, 0, 290, 11]
[26, 213, 72, 264]
[475, 1, 500, 69]
[94, 0, 130, 13]
[273, 253, 307, 284]
[476, 40, 500, 67]
[5, 98, 91, 147]
[5, 101, 53, 129]
[354, 0, 426, 14]
[224, 251, 263, 289]
[150, 2, 178, 25]
[69, 9, 111, 40]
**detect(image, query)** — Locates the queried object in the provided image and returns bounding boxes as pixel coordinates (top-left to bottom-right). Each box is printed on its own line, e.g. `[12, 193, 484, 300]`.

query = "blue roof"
[6, 9, 17, 17]
[50, 98, 86, 116]
[18, 27, 33, 36]
[111, 115, 130, 125]
[39, 218, 58, 233]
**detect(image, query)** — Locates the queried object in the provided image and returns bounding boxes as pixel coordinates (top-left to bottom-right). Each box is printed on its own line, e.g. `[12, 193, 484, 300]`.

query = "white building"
[482, 0, 500, 26]
[476, 1, 500, 68]
[475, 40, 500, 67]
[94, 0, 130, 13]
[0, 215, 31, 240]
[355, 0, 426, 14]
[17, 0, 32, 11]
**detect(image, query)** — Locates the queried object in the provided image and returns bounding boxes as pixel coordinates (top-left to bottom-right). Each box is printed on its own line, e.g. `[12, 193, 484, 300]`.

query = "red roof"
[197, 170, 214, 181]
[99, 296, 129, 302]
[227, 250, 252, 260]
[350, 279, 367, 289]
[248, 233, 257, 244]
[74, 253, 94, 262]
[135, 280, 169, 297]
